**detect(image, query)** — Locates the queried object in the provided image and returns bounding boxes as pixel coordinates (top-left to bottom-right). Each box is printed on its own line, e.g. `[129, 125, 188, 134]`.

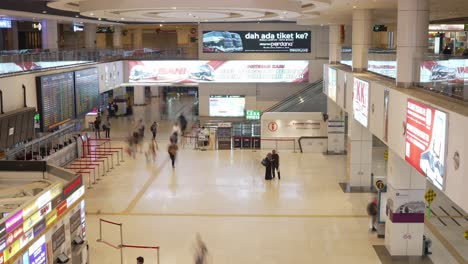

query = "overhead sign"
[202, 31, 311, 53]
[328, 68, 337, 102]
[128, 60, 309, 83]
[0, 20, 11, 29]
[405, 99, 447, 190]
[32, 23, 42, 31]
[375, 180, 385, 191]
[246, 110, 261, 120]
[353, 78, 370, 127]
[73, 24, 84, 32]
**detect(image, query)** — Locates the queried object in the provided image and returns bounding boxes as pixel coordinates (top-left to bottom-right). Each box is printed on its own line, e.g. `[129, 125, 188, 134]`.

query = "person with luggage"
[168, 142, 179, 168]
[271, 149, 280, 180]
[262, 153, 273, 180]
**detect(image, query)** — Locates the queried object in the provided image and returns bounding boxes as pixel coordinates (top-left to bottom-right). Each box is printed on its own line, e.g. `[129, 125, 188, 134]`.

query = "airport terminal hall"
[2, 0, 468, 263]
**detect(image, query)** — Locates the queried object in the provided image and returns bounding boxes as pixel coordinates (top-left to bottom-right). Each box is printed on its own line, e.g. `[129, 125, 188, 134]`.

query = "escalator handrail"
[264, 80, 323, 112]
[269, 83, 324, 112]
[298, 136, 328, 153]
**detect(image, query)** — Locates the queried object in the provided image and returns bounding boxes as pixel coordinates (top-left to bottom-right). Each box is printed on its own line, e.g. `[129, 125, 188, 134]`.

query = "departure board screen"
[75, 68, 99, 116]
[36, 72, 75, 131]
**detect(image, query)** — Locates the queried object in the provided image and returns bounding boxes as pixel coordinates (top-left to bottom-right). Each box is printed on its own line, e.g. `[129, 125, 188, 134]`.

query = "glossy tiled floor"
[84, 96, 454, 264]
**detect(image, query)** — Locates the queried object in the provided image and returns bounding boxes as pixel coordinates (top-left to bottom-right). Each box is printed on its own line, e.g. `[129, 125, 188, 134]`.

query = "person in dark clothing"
[367, 196, 378, 232]
[93, 117, 101, 139]
[442, 45, 452, 55]
[271, 149, 280, 180]
[136, 256, 144, 264]
[168, 143, 178, 168]
[263, 153, 273, 180]
[178, 114, 188, 135]
[113, 103, 119, 118]
[150, 121, 159, 140]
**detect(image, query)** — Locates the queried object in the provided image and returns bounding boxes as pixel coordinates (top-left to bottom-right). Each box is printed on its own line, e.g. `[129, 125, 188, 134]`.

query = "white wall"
[0, 62, 123, 113]
[199, 23, 329, 60]
[97, 61, 124, 93]
[327, 65, 468, 212]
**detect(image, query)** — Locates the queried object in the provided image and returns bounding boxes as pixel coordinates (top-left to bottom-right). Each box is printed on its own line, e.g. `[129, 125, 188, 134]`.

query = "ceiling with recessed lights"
[0, 0, 466, 25]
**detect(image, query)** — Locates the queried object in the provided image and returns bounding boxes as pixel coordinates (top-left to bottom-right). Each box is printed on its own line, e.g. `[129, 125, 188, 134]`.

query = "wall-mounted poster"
[405, 99, 447, 190]
[352, 78, 370, 127]
[209, 95, 245, 117]
[202, 31, 311, 53]
[128, 60, 309, 83]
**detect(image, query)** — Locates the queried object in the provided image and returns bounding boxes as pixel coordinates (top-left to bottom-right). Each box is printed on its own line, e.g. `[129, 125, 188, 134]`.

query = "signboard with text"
[246, 110, 261, 120]
[202, 31, 311, 53]
[405, 99, 447, 190]
[353, 78, 370, 127]
[128, 60, 309, 83]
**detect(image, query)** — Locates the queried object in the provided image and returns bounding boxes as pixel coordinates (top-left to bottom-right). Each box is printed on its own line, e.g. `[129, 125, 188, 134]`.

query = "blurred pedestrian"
[136, 256, 144, 264]
[367, 195, 378, 232]
[146, 139, 158, 162]
[271, 150, 280, 180]
[168, 142, 179, 168]
[262, 153, 273, 180]
[150, 121, 159, 140]
[103, 117, 111, 138]
[194, 234, 208, 264]
[93, 117, 101, 139]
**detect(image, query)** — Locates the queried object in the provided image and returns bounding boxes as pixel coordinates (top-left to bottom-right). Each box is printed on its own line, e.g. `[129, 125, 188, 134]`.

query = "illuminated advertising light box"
[0, 236, 5, 252]
[5, 210, 23, 234]
[352, 78, 370, 127]
[405, 99, 447, 190]
[66, 186, 85, 206]
[128, 60, 309, 83]
[202, 31, 311, 53]
[420, 59, 468, 83]
[328, 68, 337, 102]
[29, 235, 46, 264]
[209, 95, 245, 117]
[0, 223, 4, 239]
[4, 239, 20, 261]
[0, 20, 11, 29]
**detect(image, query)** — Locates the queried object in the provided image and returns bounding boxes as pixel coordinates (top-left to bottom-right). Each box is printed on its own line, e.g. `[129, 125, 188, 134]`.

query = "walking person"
[271, 149, 280, 180]
[93, 117, 101, 139]
[262, 153, 273, 180]
[367, 195, 378, 232]
[150, 121, 159, 140]
[194, 234, 208, 264]
[168, 142, 179, 168]
[103, 117, 111, 138]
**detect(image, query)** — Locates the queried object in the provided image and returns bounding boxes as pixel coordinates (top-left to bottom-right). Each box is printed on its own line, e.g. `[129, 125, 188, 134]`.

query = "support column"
[327, 99, 346, 154]
[352, 9, 372, 71]
[113, 26, 123, 49]
[347, 118, 373, 188]
[12, 21, 18, 50]
[132, 28, 143, 49]
[396, 0, 429, 87]
[41, 19, 58, 50]
[329, 25, 342, 64]
[385, 150, 426, 256]
[84, 24, 97, 49]
[134, 86, 146, 106]
[150, 86, 159, 97]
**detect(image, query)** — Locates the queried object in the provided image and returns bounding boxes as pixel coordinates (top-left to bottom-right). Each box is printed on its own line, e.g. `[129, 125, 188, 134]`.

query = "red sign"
[405, 99, 447, 190]
[6, 225, 23, 246]
[0, 251, 3, 264]
[57, 201, 68, 217]
[268, 122, 278, 132]
[63, 176, 82, 198]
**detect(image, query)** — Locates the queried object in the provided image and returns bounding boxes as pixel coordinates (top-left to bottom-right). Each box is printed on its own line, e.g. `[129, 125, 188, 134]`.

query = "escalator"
[264, 80, 326, 113]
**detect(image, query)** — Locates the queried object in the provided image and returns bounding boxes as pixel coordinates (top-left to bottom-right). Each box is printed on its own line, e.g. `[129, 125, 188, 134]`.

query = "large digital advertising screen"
[420, 59, 468, 83]
[128, 60, 309, 84]
[202, 31, 311, 53]
[36, 72, 75, 131]
[405, 99, 447, 190]
[74, 68, 99, 116]
[353, 78, 370, 127]
[328, 68, 337, 102]
[209, 95, 245, 117]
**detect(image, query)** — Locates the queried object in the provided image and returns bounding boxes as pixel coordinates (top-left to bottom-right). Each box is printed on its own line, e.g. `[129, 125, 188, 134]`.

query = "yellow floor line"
[122, 158, 169, 213]
[425, 220, 467, 264]
[87, 211, 369, 219]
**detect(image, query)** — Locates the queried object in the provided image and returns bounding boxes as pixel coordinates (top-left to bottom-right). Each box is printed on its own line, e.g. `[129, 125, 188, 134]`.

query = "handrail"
[266, 81, 324, 112]
[264, 80, 323, 112]
[298, 136, 328, 153]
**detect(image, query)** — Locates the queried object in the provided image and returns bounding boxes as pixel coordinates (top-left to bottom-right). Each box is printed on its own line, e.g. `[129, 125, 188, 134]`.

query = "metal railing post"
[120, 223, 124, 264]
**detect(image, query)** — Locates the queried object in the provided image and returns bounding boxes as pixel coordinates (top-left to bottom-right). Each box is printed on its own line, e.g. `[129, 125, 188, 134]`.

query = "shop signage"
[22, 202, 38, 220]
[429, 24, 465, 31]
[0, 20, 12, 29]
[128, 60, 309, 83]
[23, 202, 51, 232]
[4, 239, 20, 260]
[0, 223, 5, 239]
[5, 210, 23, 234]
[32, 23, 42, 31]
[405, 99, 447, 190]
[0, 251, 3, 264]
[45, 209, 57, 226]
[70, 210, 81, 233]
[73, 24, 84, 32]
[66, 186, 85, 207]
[6, 225, 23, 246]
[0, 237, 6, 252]
[35, 191, 51, 210]
[202, 31, 311, 53]
[20, 229, 34, 248]
[57, 201, 68, 217]
[63, 176, 83, 199]
[246, 110, 261, 120]
[29, 235, 46, 264]
[352, 78, 370, 128]
[33, 219, 46, 237]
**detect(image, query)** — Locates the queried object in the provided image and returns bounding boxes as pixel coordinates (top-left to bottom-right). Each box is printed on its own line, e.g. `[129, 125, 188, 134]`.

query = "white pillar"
[327, 99, 346, 154]
[132, 28, 143, 49]
[347, 118, 373, 188]
[134, 86, 146, 105]
[385, 150, 426, 256]
[41, 19, 58, 50]
[396, 0, 429, 87]
[113, 26, 122, 49]
[84, 24, 97, 49]
[329, 25, 342, 64]
[150, 86, 159, 97]
[352, 9, 372, 71]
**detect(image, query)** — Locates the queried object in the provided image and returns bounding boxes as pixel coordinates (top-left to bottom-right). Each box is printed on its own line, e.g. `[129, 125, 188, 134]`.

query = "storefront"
[428, 24, 468, 55]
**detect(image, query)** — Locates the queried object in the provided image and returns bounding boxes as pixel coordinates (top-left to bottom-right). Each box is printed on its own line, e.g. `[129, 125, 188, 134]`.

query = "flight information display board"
[36, 72, 75, 131]
[74, 68, 99, 116]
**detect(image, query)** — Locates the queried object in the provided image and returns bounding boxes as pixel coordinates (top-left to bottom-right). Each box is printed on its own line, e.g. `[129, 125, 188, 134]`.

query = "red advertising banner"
[405, 99, 447, 190]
